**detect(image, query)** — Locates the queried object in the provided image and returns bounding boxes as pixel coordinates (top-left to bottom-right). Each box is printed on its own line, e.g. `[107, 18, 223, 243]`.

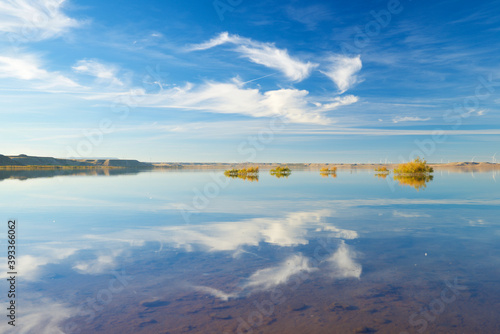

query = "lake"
[1, 168, 499, 333]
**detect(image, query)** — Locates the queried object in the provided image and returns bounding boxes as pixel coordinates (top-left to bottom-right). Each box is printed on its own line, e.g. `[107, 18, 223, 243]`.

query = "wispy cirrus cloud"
[187, 32, 318, 82]
[0, 31, 362, 126]
[392, 116, 431, 123]
[80, 31, 363, 124]
[72, 59, 123, 86]
[243, 254, 316, 290]
[0, 54, 80, 88]
[87, 80, 358, 124]
[393, 210, 430, 218]
[285, 4, 334, 30]
[320, 55, 362, 93]
[0, 0, 80, 41]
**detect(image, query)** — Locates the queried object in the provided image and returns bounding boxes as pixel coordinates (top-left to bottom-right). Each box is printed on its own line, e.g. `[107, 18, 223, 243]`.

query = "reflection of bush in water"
[225, 174, 259, 182]
[374, 173, 388, 179]
[374, 166, 390, 173]
[270, 166, 291, 178]
[320, 172, 337, 178]
[271, 171, 291, 178]
[394, 174, 434, 190]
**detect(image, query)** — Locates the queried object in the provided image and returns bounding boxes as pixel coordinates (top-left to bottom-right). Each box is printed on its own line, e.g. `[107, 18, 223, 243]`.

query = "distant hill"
[0, 155, 23, 166]
[0, 154, 153, 168]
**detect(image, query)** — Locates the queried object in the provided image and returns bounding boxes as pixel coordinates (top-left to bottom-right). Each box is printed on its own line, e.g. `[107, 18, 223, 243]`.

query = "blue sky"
[0, 0, 499, 163]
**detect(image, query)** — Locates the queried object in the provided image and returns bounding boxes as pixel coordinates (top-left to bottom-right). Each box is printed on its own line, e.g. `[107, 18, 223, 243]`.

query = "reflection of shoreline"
[0, 168, 149, 182]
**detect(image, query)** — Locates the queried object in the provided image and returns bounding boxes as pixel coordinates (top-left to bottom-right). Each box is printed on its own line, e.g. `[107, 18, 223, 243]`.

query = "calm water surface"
[0, 168, 499, 333]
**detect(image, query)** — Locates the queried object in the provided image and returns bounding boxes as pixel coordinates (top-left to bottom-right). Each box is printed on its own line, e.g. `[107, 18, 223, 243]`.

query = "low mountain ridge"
[0, 155, 22, 166]
[0, 154, 153, 168]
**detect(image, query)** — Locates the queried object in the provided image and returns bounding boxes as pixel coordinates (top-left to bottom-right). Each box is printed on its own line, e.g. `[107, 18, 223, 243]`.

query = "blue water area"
[0, 168, 499, 333]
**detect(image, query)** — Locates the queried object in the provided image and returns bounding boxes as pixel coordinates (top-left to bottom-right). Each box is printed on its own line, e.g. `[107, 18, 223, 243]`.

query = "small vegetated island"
[374, 166, 390, 179]
[270, 166, 291, 178]
[224, 167, 259, 181]
[320, 166, 337, 178]
[392, 157, 434, 190]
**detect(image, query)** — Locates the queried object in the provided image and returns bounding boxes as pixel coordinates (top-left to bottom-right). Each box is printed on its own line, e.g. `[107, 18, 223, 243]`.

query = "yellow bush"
[270, 166, 291, 178]
[393, 157, 433, 175]
[320, 166, 337, 173]
[224, 167, 260, 178]
[374, 166, 389, 172]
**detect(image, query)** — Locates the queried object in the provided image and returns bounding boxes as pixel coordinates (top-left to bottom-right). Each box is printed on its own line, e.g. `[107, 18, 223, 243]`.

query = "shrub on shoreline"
[320, 166, 337, 173]
[224, 167, 259, 177]
[393, 158, 433, 175]
[320, 166, 337, 178]
[270, 166, 291, 178]
[225, 173, 259, 182]
[374, 166, 389, 173]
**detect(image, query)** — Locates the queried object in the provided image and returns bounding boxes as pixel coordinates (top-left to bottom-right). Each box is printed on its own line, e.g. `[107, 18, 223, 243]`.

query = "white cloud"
[467, 219, 487, 226]
[0, 0, 79, 41]
[0, 54, 46, 79]
[0, 297, 75, 334]
[194, 254, 316, 300]
[87, 81, 358, 124]
[286, 4, 333, 30]
[460, 109, 487, 117]
[78, 210, 357, 254]
[188, 32, 318, 82]
[193, 286, 239, 301]
[244, 254, 316, 291]
[188, 31, 232, 50]
[392, 116, 431, 123]
[72, 249, 123, 275]
[73, 59, 123, 86]
[4, 210, 359, 282]
[321, 225, 359, 239]
[315, 95, 359, 111]
[124, 210, 343, 251]
[66, 34, 361, 123]
[325, 241, 362, 279]
[0, 247, 77, 281]
[195, 241, 362, 300]
[320, 55, 362, 93]
[393, 210, 430, 218]
[0, 54, 80, 88]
